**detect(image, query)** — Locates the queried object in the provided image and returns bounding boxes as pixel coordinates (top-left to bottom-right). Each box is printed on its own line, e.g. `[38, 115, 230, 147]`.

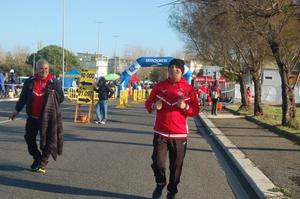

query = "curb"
[199, 113, 284, 199]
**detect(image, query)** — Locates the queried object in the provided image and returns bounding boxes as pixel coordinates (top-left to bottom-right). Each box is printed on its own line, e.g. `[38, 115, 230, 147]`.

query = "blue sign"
[120, 57, 192, 88]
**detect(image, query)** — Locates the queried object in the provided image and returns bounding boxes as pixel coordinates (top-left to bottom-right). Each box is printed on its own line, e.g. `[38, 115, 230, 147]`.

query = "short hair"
[36, 59, 49, 70]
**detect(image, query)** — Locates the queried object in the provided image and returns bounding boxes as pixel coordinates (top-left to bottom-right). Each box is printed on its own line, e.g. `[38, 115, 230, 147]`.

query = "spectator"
[72, 78, 78, 88]
[210, 80, 221, 115]
[94, 77, 114, 124]
[55, 74, 62, 87]
[7, 75, 16, 97]
[0, 70, 5, 97]
[246, 87, 251, 106]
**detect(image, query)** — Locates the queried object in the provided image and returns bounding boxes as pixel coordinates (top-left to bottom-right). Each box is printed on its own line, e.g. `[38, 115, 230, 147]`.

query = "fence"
[234, 84, 300, 104]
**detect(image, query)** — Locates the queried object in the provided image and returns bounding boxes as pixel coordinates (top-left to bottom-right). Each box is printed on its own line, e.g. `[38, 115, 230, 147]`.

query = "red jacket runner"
[145, 78, 199, 139]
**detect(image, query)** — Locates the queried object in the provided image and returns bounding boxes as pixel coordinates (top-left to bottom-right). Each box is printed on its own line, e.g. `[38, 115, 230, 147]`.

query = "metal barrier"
[133, 90, 138, 102]
[118, 90, 128, 108]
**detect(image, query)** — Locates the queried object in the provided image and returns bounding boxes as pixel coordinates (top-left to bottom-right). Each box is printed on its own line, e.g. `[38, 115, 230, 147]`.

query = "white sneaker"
[95, 121, 101, 124]
[100, 121, 105, 125]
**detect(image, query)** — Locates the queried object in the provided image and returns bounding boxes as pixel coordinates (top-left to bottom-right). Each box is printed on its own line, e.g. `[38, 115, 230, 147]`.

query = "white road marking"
[0, 107, 73, 124]
[0, 118, 22, 124]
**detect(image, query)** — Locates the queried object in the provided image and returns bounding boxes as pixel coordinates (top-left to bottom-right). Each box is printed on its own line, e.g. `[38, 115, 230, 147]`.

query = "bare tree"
[230, 0, 300, 127]
[122, 45, 157, 62]
[158, 48, 166, 57]
[169, 0, 252, 109]
[0, 46, 5, 64]
[170, 0, 299, 126]
[13, 45, 29, 65]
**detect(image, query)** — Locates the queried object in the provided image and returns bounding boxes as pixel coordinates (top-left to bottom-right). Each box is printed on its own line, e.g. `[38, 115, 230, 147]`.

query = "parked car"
[16, 76, 29, 86]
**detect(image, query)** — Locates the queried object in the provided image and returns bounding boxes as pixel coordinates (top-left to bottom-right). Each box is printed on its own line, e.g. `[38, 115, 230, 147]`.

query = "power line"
[157, 0, 181, 8]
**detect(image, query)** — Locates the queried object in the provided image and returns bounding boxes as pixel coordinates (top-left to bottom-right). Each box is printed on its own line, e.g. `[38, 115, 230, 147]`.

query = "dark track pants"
[211, 99, 218, 115]
[24, 117, 50, 166]
[151, 134, 187, 194]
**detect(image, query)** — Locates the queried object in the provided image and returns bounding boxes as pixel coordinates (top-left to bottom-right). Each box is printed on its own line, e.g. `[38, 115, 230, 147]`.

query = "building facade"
[77, 52, 109, 77]
[108, 56, 130, 74]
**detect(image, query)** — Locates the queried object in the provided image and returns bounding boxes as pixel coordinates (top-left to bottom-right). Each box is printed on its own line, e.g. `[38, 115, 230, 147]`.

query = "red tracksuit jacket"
[145, 78, 199, 138]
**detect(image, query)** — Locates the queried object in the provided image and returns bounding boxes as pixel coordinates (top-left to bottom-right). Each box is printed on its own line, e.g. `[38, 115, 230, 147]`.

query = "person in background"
[199, 83, 208, 108]
[94, 77, 114, 124]
[206, 83, 212, 106]
[9, 59, 64, 173]
[210, 80, 221, 116]
[114, 80, 120, 98]
[0, 70, 5, 97]
[55, 74, 62, 87]
[246, 87, 251, 106]
[145, 58, 199, 199]
[72, 78, 78, 88]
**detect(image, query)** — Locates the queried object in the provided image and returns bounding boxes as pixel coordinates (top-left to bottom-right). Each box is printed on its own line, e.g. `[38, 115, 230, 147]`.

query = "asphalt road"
[0, 100, 236, 199]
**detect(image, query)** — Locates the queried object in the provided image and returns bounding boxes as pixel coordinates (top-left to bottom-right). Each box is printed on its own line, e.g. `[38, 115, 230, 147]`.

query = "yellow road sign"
[77, 85, 94, 104]
[80, 68, 96, 86]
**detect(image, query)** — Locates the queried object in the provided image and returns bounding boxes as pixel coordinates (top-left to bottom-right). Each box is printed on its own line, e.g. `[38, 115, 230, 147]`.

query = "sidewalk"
[200, 109, 300, 198]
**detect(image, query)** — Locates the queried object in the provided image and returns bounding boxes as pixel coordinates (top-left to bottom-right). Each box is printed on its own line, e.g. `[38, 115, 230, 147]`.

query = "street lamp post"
[62, 0, 65, 91]
[32, 53, 36, 75]
[95, 21, 104, 55]
[113, 35, 119, 73]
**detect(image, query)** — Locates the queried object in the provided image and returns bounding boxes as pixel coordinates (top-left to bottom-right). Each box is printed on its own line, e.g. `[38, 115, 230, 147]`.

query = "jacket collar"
[33, 73, 53, 82]
[166, 77, 186, 84]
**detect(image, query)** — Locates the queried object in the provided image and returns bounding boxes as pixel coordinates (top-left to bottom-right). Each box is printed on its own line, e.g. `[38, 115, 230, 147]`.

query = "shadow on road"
[64, 134, 212, 153]
[0, 164, 27, 172]
[0, 175, 150, 199]
[72, 126, 152, 135]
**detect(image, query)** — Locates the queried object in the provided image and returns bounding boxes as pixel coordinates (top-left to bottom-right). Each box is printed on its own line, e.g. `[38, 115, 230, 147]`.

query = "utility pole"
[95, 21, 104, 55]
[33, 53, 35, 75]
[112, 35, 120, 73]
[62, 0, 65, 90]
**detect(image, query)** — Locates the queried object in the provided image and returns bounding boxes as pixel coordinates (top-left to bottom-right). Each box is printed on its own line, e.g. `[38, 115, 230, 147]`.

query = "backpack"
[211, 90, 219, 99]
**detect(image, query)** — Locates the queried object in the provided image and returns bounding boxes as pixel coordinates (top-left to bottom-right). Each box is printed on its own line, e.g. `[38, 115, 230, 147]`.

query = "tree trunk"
[269, 41, 298, 128]
[238, 75, 248, 110]
[252, 75, 263, 116]
[287, 81, 298, 128]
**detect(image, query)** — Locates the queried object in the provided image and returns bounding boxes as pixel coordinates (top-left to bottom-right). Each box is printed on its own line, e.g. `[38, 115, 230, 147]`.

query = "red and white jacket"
[31, 74, 53, 118]
[145, 78, 199, 139]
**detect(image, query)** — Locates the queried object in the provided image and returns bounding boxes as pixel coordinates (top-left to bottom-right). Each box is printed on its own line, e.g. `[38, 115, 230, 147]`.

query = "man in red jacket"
[145, 58, 199, 199]
[9, 59, 64, 173]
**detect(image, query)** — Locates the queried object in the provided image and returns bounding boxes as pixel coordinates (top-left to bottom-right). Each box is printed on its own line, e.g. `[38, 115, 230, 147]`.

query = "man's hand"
[155, 100, 163, 110]
[177, 99, 186, 109]
[9, 111, 19, 120]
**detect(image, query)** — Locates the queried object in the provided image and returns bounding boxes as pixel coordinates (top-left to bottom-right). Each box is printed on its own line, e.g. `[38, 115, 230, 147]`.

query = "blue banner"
[120, 57, 192, 88]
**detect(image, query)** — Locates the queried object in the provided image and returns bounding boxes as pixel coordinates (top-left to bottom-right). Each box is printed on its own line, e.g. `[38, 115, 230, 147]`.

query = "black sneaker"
[30, 159, 41, 171]
[166, 192, 176, 199]
[152, 183, 165, 199]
